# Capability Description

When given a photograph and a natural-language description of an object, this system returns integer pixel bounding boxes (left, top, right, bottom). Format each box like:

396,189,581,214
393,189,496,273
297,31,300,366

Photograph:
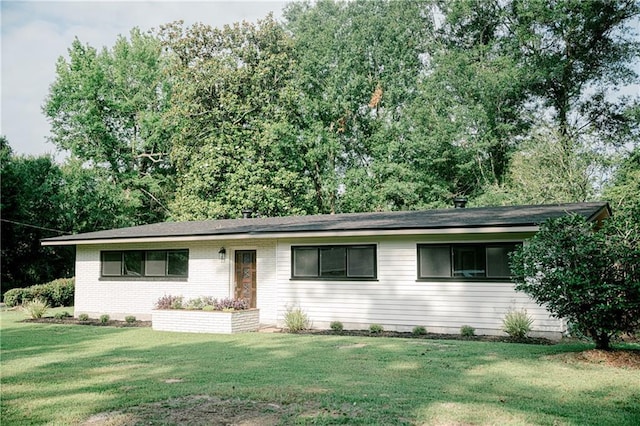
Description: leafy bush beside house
3,278,74,308
510,207,640,350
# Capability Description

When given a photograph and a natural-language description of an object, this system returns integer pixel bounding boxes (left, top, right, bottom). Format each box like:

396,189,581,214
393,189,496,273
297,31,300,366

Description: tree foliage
426,0,640,205
158,17,313,220
510,209,640,350
43,28,174,225
285,0,434,213
0,137,73,292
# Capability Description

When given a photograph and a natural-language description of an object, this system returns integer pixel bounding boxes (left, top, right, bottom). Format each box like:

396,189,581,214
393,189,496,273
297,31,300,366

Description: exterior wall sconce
218,247,226,261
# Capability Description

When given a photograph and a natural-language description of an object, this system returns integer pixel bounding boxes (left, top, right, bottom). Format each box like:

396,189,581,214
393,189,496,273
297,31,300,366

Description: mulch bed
295,328,555,345
25,316,551,344
24,317,151,327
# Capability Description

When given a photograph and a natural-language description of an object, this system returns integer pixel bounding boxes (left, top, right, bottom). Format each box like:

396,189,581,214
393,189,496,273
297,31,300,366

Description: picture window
292,245,377,280
100,249,189,278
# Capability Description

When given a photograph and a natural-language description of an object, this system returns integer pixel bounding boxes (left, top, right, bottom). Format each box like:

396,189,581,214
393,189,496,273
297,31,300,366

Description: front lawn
1,308,638,425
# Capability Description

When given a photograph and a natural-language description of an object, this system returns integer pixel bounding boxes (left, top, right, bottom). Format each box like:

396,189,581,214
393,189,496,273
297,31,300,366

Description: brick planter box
152,309,259,334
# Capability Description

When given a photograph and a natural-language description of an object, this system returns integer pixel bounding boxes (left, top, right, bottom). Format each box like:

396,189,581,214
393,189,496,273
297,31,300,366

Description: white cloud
1,0,289,157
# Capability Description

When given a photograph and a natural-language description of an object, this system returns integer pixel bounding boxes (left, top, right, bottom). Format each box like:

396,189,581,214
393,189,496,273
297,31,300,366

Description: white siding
276,235,564,338
74,232,563,338
74,240,277,322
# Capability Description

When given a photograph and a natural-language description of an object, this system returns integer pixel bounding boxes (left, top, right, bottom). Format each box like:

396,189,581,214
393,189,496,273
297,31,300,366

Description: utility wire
0,218,72,235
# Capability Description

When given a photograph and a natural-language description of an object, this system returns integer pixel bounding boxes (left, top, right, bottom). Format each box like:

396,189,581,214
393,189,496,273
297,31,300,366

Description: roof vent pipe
242,208,253,219
453,197,468,208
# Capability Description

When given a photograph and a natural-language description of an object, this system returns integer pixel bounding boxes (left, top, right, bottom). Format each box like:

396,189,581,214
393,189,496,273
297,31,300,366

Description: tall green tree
159,17,312,220
285,0,433,213
421,0,639,205
406,0,531,206
43,28,174,225
0,137,73,292
508,0,639,202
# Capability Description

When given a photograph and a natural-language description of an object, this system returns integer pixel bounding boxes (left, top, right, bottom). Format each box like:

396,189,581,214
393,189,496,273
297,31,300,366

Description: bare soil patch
82,395,320,426
548,348,640,369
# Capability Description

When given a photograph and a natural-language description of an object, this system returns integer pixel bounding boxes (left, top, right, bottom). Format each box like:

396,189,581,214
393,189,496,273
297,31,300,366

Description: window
101,250,189,278
418,243,520,280
292,245,377,279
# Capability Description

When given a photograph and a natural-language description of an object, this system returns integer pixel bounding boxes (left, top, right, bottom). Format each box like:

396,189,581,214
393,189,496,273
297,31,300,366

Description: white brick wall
74,240,277,322
151,309,259,333
73,232,564,339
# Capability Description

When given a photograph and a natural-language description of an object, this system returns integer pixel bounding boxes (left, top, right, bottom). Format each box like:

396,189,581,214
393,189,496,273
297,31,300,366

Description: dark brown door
234,250,257,308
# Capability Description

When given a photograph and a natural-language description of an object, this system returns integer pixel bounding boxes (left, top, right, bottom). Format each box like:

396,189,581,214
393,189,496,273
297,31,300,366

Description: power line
0,218,72,235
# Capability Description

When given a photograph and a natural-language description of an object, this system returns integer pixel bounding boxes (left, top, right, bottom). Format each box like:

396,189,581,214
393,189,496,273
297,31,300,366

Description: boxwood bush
3,278,74,307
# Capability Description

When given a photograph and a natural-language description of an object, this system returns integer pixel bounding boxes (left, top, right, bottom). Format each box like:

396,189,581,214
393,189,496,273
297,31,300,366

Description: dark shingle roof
42,202,610,244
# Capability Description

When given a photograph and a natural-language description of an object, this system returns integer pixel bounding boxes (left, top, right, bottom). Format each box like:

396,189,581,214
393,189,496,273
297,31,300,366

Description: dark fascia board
41,202,610,245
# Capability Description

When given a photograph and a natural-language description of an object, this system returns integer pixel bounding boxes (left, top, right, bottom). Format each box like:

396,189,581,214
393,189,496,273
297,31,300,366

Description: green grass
1,308,639,425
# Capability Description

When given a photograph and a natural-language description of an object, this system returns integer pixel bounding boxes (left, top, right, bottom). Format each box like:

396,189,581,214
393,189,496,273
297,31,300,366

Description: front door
234,250,257,308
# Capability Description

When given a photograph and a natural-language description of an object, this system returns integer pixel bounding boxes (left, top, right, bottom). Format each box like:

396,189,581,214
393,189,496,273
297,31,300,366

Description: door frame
234,249,257,308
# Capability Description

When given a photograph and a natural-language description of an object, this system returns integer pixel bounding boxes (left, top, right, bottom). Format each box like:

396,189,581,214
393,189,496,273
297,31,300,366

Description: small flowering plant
155,295,249,311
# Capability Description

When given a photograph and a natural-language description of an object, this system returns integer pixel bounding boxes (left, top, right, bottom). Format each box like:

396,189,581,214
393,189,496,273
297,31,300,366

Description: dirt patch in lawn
81,395,331,426
548,349,640,369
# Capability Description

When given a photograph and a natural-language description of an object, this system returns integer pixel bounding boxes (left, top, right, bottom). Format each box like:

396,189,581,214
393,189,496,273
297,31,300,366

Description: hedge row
3,278,74,308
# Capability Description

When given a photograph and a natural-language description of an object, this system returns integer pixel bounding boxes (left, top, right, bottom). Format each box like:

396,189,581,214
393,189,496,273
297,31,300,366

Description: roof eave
41,225,541,246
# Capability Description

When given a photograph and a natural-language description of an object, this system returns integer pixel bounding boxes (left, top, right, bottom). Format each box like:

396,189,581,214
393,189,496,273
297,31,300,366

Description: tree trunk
592,331,611,351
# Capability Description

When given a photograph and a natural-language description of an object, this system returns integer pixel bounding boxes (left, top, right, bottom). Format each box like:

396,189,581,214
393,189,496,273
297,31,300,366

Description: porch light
218,247,226,261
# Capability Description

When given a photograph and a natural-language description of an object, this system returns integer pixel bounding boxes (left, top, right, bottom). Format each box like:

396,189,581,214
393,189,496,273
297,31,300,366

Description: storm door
234,250,257,308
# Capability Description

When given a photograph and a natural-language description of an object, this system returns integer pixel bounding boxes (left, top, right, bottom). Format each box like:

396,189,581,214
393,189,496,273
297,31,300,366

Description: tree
408,0,532,205
43,28,174,226
285,0,433,213
423,0,639,206
0,137,74,292
602,146,640,212
510,210,640,350
159,17,313,220
505,0,640,202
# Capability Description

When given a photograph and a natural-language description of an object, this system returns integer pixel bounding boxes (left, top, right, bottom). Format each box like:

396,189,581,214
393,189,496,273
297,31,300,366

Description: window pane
487,244,518,278
123,251,144,276
293,248,318,277
320,247,346,277
419,246,451,278
348,246,375,277
146,251,167,276
453,245,485,277
102,252,122,276
167,250,189,276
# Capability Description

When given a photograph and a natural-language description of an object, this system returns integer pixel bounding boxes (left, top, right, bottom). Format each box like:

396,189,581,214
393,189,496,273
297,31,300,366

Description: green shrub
502,309,533,338
2,278,74,308
330,321,344,332
100,314,110,324
369,324,384,334
460,325,476,337
412,326,427,336
125,315,136,324
185,297,205,310
45,278,75,306
202,305,215,311
23,298,49,319
54,311,71,319
3,288,29,307
284,307,311,332
78,313,90,321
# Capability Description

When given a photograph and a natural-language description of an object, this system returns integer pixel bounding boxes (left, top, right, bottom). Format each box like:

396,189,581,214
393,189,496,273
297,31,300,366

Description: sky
1,0,289,158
